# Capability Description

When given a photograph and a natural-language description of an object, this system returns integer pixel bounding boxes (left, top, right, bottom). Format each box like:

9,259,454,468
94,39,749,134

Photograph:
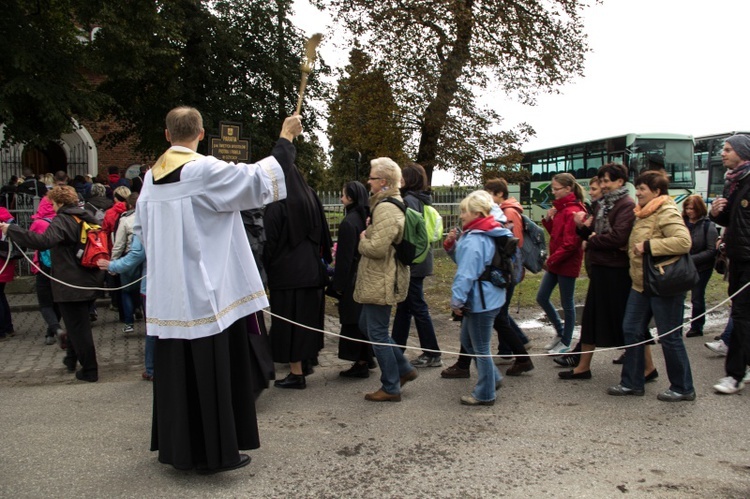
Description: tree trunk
416,1,474,185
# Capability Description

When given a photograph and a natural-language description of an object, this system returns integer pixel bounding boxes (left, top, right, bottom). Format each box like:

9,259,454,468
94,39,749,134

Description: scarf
634,194,669,219
725,160,750,201
594,186,629,235
462,215,501,234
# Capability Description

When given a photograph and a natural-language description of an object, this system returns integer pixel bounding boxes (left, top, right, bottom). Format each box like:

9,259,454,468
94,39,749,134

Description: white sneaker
743,368,750,384
544,337,562,351
713,376,744,394
548,342,571,355
705,340,728,356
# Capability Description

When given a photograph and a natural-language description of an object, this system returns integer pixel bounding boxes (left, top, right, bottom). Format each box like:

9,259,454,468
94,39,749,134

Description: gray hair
90,183,106,197
369,157,402,191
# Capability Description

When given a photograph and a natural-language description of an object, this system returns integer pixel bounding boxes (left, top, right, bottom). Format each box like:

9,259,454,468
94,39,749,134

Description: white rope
263,280,750,360
8,235,747,360
10,239,145,292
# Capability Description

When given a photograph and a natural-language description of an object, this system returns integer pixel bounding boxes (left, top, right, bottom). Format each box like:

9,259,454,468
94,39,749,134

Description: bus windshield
628,138,694,187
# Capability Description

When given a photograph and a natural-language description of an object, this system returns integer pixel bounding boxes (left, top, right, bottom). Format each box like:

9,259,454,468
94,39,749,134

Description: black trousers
58,300,98,378
726,263,750,381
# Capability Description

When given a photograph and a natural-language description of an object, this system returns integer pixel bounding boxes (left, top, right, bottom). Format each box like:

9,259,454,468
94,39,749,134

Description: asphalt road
0,299,748,498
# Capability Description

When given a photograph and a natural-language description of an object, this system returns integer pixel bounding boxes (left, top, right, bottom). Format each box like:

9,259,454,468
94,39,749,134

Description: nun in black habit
264,161,332,389
327,181,375,378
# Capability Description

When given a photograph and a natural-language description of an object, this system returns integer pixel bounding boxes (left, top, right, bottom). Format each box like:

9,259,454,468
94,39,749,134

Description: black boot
339,362,370,379
274,373,306,389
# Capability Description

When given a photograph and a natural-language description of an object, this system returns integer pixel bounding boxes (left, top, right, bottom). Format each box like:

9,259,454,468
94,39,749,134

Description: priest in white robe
134,106,302,474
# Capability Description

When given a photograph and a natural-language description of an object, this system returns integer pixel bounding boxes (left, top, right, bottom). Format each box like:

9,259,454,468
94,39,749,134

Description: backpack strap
380,196,406,212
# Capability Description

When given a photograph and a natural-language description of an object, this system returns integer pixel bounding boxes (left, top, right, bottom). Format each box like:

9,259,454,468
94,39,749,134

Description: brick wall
79,117,153,175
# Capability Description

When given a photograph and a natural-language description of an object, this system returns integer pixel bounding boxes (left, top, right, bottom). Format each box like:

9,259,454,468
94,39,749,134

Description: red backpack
72,216,110,268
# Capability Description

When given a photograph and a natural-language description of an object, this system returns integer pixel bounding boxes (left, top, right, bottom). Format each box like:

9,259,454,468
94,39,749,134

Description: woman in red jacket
537,173,586,354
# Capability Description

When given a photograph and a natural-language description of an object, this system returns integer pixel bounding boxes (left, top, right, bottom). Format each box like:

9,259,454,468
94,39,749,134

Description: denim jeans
121,290,135,325
721,317,733,345
536,271,577,346
688,268,713,332
392,276,441,356
360,304,414,395
620,289,694,394
461,307,502,402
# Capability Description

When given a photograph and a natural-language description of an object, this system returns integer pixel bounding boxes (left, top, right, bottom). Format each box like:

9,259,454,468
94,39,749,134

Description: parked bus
513,133,695,220
694,132,750,201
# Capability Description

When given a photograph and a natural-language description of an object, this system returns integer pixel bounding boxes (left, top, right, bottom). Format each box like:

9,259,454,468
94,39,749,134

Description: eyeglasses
368,177,382,180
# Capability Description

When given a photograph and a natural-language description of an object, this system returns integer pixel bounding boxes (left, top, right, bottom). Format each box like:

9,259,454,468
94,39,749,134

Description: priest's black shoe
196,454,251,475
558,369,592,380
75,370,98,382
274,373,306,389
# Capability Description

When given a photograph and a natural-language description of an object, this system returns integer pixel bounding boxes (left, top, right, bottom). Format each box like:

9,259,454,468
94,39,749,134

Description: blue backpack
38,218,53,268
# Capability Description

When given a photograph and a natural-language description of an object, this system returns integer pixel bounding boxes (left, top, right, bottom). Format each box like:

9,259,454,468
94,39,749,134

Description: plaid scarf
594,186,629,234
725,161,750,202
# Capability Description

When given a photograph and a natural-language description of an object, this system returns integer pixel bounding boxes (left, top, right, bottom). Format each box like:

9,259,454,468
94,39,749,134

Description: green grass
422,252,731,316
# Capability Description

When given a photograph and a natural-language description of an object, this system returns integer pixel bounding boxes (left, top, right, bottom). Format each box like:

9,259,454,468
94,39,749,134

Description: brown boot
506,359,534,376
364,389,401,402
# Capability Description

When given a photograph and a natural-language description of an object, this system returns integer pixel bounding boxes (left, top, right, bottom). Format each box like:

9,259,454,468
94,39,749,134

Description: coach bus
694,132,750,201
512,133,695,220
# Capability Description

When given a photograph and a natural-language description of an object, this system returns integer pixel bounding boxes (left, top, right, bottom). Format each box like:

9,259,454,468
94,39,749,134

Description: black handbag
643,252,699,297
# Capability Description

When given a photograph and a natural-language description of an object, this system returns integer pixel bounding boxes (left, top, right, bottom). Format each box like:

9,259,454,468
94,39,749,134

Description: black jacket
686,217,718,272
16,178,47,198
7,205,104,302
402,190,434,278
711,172,750,265
330,208,366,325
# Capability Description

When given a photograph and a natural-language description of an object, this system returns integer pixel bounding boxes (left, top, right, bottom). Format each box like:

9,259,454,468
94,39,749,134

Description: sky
292,0,750,185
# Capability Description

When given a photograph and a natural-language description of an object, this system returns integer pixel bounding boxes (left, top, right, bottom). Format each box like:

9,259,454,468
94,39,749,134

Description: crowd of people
0,109,748,474
0,163,149,347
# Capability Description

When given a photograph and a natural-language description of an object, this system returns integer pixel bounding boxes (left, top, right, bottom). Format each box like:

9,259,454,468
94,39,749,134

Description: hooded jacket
28,197,57,274
448,216,512,313
102,201,127,237
7,205,104,302
500,197,525,246
542,192,586,277
402,190,434,278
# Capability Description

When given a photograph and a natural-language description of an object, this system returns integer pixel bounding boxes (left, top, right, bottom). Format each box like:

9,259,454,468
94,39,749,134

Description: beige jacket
353,193,409,305
628,198,692,293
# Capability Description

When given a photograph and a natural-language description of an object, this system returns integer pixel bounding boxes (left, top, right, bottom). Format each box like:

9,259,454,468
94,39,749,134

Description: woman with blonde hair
443,190,512,405
354,157,416,402
537,173,586,355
